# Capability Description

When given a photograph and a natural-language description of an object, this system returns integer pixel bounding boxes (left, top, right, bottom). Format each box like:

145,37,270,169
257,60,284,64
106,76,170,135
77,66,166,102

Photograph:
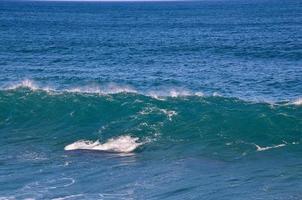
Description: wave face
1,88,301,158
1,87,302,200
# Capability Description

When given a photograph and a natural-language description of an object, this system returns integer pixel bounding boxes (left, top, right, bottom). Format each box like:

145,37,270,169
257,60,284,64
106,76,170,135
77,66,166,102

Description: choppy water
0,0,302,199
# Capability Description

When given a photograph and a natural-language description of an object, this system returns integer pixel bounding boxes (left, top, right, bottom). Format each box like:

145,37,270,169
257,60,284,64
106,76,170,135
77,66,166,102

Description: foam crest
64,135,142,153
6,79,53,92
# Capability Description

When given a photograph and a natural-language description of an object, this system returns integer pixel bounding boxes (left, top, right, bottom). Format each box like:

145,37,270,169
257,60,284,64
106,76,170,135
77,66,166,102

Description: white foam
254,144,286,152
138,107,177,121
159,109,178,121
292,98,302,106
64,135,142,153
147,88,203,99
6,79,53,92
66,83,137,95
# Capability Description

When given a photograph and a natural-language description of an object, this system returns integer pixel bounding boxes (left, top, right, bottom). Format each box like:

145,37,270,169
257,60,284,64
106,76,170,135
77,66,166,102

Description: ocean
0,0,302,199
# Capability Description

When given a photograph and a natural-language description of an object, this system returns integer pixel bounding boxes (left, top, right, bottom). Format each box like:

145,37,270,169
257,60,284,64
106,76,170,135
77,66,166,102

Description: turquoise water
0,0,302,199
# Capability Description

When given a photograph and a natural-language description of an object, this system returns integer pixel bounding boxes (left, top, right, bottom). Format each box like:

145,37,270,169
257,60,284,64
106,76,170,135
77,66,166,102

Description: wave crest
2,80,301,105
6,79,54,93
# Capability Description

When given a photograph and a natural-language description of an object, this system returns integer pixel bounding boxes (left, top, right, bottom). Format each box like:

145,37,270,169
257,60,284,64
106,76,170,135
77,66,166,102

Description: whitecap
64,135,142,153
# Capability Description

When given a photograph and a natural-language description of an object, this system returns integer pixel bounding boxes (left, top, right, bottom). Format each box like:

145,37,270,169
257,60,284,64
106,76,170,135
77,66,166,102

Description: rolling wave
3,79,203,99
2,79,301,105
0,81,301,159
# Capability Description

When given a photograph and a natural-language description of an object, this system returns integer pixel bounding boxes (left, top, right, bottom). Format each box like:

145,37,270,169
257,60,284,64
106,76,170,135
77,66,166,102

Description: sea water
0,0,302,199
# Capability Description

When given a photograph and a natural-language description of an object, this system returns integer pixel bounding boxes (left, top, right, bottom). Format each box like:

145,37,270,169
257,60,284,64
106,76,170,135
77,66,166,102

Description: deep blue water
0,0,302,199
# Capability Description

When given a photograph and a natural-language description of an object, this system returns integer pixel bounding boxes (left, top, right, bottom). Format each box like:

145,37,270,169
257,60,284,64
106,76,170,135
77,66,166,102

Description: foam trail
64,135,142,153
254,144,286,152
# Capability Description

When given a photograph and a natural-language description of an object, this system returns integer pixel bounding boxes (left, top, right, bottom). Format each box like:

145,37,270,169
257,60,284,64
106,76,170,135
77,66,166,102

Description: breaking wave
1,79,219,100
0,80,301,159
2,79,301,105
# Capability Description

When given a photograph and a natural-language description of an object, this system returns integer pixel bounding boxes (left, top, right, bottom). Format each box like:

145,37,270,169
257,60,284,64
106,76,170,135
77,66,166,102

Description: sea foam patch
64,135,142,153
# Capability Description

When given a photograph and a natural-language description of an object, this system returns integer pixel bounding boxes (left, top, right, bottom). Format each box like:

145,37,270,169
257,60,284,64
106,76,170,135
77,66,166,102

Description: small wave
64,135,142,153
254,144,286,152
